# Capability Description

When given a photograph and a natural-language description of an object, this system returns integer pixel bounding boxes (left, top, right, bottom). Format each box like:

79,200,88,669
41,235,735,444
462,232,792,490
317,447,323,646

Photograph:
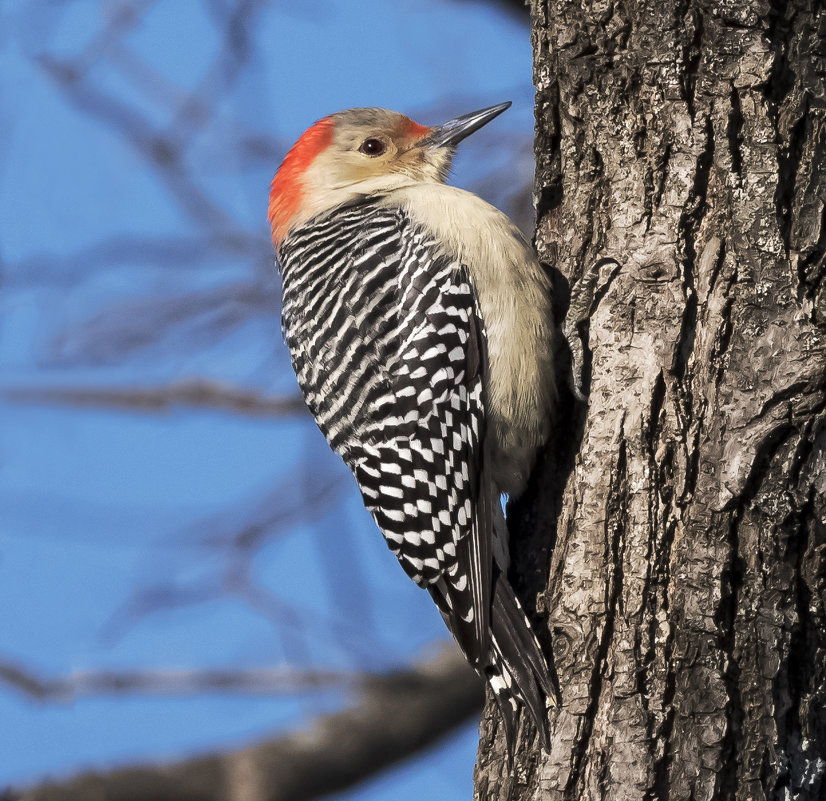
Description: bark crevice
477,2,826,797
564,438,628,800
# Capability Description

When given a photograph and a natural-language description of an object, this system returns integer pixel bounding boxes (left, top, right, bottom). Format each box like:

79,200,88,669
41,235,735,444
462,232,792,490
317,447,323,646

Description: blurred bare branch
8,234,269,288
5,380,307,417
169,0,265,142
38,53,240,234
99,470,368,665
0,659,352,702
65,0,156,77
7,649,482,801
196,475,344,552
2,1,532,795
47,281,280,365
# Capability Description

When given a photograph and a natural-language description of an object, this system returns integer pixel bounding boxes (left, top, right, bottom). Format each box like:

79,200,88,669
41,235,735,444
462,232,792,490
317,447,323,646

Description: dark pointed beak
420,101,511,148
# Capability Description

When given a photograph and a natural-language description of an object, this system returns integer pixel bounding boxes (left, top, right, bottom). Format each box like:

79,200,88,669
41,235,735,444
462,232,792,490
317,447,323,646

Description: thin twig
4,380,307,417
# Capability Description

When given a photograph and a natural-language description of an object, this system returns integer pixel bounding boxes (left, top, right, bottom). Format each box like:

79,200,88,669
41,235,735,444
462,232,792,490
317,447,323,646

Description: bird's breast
381,184,555,496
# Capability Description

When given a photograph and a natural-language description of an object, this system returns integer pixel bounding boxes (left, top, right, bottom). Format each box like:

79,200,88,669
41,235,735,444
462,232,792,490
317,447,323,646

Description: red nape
268,116,335,248
400,116,431,139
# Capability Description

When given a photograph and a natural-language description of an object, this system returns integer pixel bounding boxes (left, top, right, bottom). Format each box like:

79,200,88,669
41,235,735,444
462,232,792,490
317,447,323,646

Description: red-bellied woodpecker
268,103,557,749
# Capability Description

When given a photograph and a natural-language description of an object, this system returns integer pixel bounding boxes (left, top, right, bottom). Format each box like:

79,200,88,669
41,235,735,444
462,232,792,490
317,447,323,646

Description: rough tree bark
475,1,826,799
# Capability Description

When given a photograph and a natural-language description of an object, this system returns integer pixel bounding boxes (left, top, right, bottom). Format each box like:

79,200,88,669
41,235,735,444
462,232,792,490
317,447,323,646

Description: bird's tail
485,576,556,752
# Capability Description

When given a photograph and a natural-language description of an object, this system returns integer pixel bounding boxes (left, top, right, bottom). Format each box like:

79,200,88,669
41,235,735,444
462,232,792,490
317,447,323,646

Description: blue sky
0,1,533,796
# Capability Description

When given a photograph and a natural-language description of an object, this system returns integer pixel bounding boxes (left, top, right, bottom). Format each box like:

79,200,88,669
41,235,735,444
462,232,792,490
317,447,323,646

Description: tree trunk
475,2,826,799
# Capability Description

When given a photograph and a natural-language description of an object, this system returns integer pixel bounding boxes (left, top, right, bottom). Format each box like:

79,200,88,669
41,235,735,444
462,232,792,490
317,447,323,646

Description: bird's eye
359,138,386,157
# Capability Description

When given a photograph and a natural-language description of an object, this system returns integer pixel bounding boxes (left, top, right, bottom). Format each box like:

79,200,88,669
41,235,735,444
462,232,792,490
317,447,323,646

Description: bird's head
268,102,511,250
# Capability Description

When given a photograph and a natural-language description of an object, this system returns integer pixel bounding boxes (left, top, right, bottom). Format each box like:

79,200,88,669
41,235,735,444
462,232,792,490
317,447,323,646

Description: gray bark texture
475,1,826,799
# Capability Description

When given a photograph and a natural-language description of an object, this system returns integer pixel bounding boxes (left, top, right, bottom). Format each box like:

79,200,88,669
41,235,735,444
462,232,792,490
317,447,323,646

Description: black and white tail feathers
488,575,555,751
430,569,555,753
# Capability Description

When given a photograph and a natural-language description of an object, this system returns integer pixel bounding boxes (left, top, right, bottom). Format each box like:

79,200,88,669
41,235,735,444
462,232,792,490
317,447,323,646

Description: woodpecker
268,103,556,749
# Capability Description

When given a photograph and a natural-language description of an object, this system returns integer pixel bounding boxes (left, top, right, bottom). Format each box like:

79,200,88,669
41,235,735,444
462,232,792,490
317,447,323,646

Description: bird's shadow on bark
506,263,588,673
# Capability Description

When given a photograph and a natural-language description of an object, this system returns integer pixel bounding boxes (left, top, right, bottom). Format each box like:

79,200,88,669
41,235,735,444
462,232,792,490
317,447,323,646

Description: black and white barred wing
279,205,494,670
279,206,554,747
353,240,494,670
279,205,406,454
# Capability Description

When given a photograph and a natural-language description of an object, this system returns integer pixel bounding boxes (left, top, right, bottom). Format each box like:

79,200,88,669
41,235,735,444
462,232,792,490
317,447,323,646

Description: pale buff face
269,108,457,247
309,108,453,191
